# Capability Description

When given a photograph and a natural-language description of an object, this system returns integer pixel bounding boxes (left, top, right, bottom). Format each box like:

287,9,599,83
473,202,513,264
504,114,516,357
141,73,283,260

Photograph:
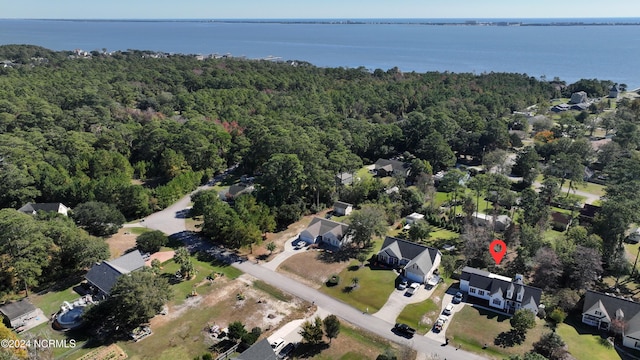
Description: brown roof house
299,217,351,248
582,290,640,350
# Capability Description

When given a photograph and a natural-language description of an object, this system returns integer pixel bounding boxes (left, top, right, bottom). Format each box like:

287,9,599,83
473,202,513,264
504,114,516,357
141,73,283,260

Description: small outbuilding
333,201,353,216
405,212,425,225
0,299,38,328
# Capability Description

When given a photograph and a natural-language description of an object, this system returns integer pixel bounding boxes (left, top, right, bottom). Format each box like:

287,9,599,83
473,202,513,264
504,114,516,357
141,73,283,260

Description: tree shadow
342,286,355,293
294,342,329,358
494,329,526,348
347,265,360,271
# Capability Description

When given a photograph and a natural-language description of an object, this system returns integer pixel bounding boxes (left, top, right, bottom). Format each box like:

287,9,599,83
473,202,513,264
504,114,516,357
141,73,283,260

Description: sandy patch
277,250,351,289
105,228,138,259
145,251,175,266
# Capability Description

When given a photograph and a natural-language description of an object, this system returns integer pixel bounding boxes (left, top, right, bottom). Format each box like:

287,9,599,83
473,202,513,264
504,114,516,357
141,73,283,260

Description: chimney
514,274,524,284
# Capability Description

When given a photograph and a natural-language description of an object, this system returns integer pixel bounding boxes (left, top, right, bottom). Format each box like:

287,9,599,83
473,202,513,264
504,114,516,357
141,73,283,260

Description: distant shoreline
6,18,640,27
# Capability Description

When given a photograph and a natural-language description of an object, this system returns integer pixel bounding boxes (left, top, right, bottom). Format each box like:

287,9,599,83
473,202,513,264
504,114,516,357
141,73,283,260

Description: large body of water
2,18,640,88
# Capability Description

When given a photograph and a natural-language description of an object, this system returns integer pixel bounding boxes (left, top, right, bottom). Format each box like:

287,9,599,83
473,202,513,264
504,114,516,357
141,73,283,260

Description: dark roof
234,338,277,360
85,250,145,295
0,299,36,321
551,211,572,225
334,201,352,210
18,202,66,213
461,267,542,308
374,159,408,173
580,204,601,219
583,290,640,339
378,236,440,276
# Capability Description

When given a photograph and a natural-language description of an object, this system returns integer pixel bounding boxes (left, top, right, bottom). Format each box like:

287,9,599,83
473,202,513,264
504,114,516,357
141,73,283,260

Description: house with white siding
460,267,542,315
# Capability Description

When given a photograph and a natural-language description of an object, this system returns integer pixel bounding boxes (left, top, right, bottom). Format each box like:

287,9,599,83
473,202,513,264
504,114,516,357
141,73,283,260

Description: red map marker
489,239,507,265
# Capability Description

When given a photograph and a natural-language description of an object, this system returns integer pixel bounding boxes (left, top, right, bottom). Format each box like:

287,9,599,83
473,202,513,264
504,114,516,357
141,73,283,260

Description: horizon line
3,16,640,20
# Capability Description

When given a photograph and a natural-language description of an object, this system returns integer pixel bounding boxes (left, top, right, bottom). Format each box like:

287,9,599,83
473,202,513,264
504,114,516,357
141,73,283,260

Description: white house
0,299,38,329
333,201,353,216
299,217,351,248
405,212,425,225
460,267,542,315
472,212,511,232
582,290,640,350
18,202,69,216
377,236,441,285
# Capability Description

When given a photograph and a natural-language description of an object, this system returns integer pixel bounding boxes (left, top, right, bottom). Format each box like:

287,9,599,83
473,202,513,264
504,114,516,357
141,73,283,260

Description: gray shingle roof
234,339,277,360
334,201,352,210
461,267,542,308
374,159,408,173
0,299,36,321
378,236,440,276
583,290,640,338
85,250,145,295
18,202,66,214
304,217,349,239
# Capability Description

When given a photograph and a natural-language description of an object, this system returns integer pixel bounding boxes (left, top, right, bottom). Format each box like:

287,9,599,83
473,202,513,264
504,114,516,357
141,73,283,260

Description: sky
1,0,640,19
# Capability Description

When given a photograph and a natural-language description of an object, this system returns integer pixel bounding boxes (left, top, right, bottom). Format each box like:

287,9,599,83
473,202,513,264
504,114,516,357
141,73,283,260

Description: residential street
233,260,487,360
141,177,488,360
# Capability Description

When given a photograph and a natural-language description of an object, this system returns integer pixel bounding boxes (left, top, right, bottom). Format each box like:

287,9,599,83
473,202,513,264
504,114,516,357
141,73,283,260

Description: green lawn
31,285,84,316
161,256,242,305
320,260,398,313
396,298,439,334
129,226,151,235
355,166,374,182
574,182,606,197
543,229,565,247
304,323,402,360
447,306,548,358
556,318,620,360
22,321,90,359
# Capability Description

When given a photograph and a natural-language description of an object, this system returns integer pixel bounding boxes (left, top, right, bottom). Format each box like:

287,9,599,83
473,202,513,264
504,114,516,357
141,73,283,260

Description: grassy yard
22,321,91,359
396,299,439,334
160,256,242,305
556,317,620,360
446,306,548,359
320,260,398,313
129,227,150,235
355,166,374,182
543,229,565,248
31,284,84,317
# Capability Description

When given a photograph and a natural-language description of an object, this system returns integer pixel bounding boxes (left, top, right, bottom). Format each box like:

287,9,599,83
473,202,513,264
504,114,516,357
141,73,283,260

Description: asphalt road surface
232,260,487,360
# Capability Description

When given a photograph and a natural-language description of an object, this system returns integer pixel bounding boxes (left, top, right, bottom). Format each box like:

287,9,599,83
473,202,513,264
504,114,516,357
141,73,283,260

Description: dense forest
0,44,629,298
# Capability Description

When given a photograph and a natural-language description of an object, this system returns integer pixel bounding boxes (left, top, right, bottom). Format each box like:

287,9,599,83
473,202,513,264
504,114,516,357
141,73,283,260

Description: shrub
548,308,566,325
326,274,340,287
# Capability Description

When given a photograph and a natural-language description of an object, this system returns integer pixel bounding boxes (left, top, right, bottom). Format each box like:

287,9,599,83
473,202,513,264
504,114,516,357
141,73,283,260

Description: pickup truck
393,323,416,338
406,282,420,296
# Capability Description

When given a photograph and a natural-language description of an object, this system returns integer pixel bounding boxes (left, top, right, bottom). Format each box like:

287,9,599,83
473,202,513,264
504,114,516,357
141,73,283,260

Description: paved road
232,260,486,360
141,168,488,359
532,181,600,205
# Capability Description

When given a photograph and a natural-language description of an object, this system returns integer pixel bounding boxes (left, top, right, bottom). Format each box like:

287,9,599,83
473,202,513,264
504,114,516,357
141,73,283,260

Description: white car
271,338,285,352
443,303,454,315
406,282,420,296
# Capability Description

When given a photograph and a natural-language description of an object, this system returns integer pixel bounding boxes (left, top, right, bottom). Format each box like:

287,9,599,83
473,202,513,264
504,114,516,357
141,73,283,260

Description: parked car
278,342,297,359
392,323,416,338
433,315,448,332
397,279,408,290
453,291,463,303
271,338,285,352
443,303,454,315
406,282,420,296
